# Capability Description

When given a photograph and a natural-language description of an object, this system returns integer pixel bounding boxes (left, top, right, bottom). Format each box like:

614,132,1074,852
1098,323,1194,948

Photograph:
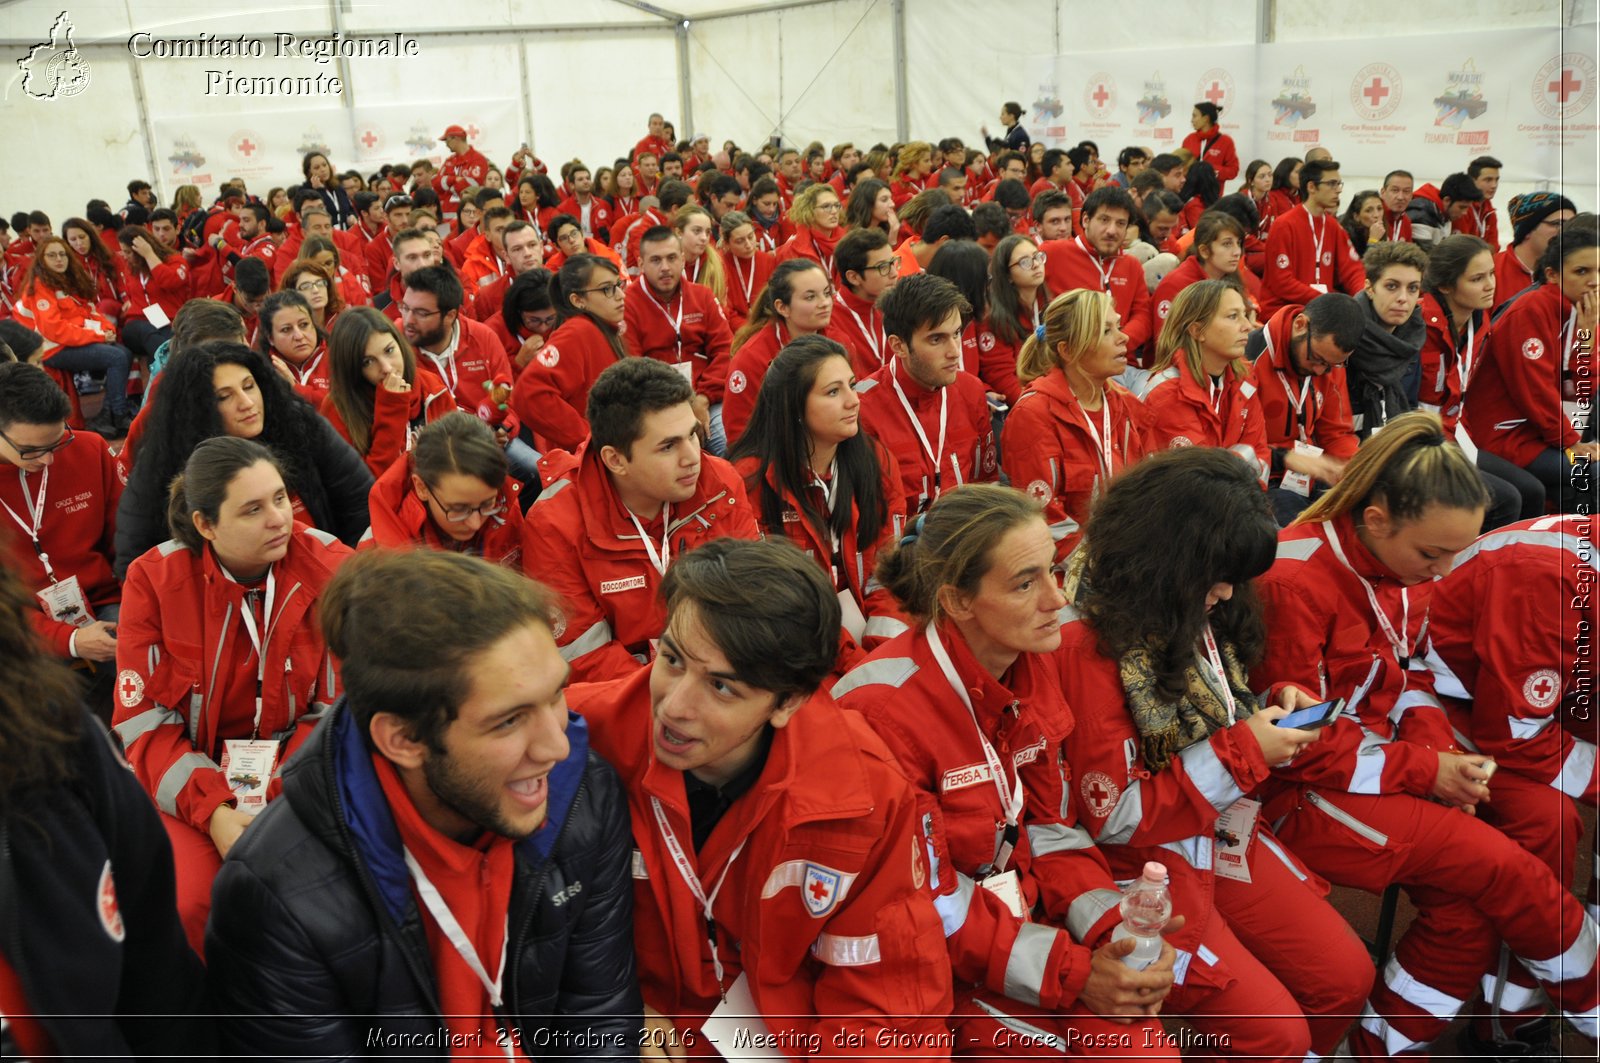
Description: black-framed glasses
423,482,506,523
521,311,560,333
866,259,899,278
577,281,626,299
398,303,441,319
1010,251,1047,269
0,424,73,461
1298,332,1350,372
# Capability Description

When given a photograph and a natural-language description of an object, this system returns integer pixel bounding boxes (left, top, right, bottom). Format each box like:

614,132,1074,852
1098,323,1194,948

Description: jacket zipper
1303,790,1389,847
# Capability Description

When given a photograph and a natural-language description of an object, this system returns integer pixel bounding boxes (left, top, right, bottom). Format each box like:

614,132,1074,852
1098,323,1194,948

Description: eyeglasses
1299,334,1351,371
577,281,626,299
1314,179,1345,190
398,303,441,319
294,280,327,293
0,424,73,461
866,259,899,278
815,201,842,212
1010,251,1047,269
423,483,506,523
522,311,560,332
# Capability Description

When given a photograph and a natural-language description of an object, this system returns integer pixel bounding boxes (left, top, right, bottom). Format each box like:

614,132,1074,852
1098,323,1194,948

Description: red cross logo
1204,80,1226,105
808,879,829,901
237,138,256,157
1524,668,1561,709
120,674,139,701
1092,84,1109,107
117,669,145,708
1532,676,1555,701
466,124,481,139
1087,779,1111,805
1363,77,1390,108
1550,68,1582,103
361,130,378,148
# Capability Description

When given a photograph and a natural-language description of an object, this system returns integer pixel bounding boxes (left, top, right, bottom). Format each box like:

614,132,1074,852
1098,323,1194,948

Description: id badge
36,574,91,627
1281,471,1312,497
143,302,172,328
980,869,1027,920
671,360,695,386
703,973,782,1058
1214,798,1260,883
220,739,278,816
837,588,867,642
1308,283,1329,295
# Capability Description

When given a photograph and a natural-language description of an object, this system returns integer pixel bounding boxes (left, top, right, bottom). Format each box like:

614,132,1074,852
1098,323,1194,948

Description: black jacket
0,711,210,1061
206,700,642,1061
114,413,373,578
1348,292,1424,438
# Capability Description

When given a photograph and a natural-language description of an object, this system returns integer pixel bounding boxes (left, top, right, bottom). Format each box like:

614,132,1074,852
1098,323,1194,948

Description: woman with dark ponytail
508,253,628,452
1256,411,1600,1059
114,436,352,953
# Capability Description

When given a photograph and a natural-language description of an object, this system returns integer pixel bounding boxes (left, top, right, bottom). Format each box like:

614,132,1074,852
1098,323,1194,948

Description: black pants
1525,448,1598,515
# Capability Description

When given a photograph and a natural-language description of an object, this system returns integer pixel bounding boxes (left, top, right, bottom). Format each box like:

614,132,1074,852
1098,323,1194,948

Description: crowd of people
0,102,1595,1061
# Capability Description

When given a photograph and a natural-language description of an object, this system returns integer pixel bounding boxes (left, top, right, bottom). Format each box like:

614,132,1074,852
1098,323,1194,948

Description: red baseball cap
439,124,468,141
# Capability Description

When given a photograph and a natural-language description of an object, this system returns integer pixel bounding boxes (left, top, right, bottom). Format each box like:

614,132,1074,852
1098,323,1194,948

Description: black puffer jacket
206,700,642,1061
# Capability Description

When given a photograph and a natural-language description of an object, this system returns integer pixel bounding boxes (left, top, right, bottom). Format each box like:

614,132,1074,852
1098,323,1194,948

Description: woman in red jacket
1058,446,1372,1060
672,204,726,305
1002,289,1148,562
978,233,1049,405
843,178,901,245
363,411,525,566
254,290,330,404
728,336,906,673
1150,213,1253,338
723,259,836,444
322,307,453,476
1173,162,1223,242
833,484,1184,1057
295,235,369,314
1141,279,1269,484
1180,103,1239,183
1253,412,1600,1058
113,435,351,951
61,215,124,325
717,211,776,333
543,214,623,273
117,224,189,361
1262,158,1301,234
1464,223,1600,513
509,253,627,452
775,184,846,277
888,142,936,206
280,257,344,334
16,237,134,434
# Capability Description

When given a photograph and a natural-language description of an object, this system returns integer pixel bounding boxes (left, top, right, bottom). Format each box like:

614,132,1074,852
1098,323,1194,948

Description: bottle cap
1142,861,1167,881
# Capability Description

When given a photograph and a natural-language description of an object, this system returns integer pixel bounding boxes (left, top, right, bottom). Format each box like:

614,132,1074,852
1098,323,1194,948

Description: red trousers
1274,787,1600,1060
162,813,223,958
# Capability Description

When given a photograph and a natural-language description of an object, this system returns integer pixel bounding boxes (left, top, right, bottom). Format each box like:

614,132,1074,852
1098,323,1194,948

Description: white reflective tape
811,931,882,967
1304,790,1390,847
1359,1007,1426,1056
934,873,975,937
558,620,614,663
1159,833,1213,871
1065,887,1122,942
1519,914,1598,985
154,751,219,815
1383,955,1470,1018
1095,780,1144,845
1422,645,1471,701
1348,731,1389,795
968,1000,1066,1052
1256,832,1307,882
1025,822,1096,856
1177,739,1244,812
1002,923,1059,1007
1507,714,1556,741
860,615,910,641
759,859,858,904
1554,739,1597,799
113,705,185,747
1480,971,1546,1014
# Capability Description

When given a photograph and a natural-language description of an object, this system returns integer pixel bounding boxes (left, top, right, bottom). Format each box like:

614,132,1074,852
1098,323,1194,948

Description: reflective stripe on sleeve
811,931,882,967
933,873,975,937
113,705,186,747
1065,887,1122,942
558,620,614,663
1001,923,1059,1007
1025,822,1096,856
154,751,221,815
1177,739,1244,812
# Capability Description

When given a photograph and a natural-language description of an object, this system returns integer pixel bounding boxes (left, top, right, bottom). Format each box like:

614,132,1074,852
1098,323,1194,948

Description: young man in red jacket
376,227,443,322
1260,158,1366,318
832,227,899,379
523,358,760,682
624,226,733,454
0,364,121,685
1457,155,1501,247
1495,191,1575,311
569,536,953,1053
1039,187,1154,361
856,273,997,515
1245,294,1363,524
432,124,491,224
364,194,413,290
556,164,613,242
632,113,672,168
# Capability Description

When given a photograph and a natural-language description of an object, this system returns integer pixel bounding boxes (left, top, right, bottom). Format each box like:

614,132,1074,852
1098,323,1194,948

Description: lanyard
1199,624,1238,725
1321,522,1419,665
1458,318,1478,390
1076,236,1115,290
926,623,1024,871
651,797,747,999
1207,373,1227,416
627,503,672,575
837,295,883,367
645,284,684,361
808,459,844,576
1389,215,1406,241
1563,308,1579,373
686,256,701,284
289,349,324,388
1079,392,1115,485
1275,370,1313,441
1308,214,1327,286
425,350,459,394
401,848,513,1056
733,254,755,305
890,360,950,498
1,466,53,580
227,565,277,738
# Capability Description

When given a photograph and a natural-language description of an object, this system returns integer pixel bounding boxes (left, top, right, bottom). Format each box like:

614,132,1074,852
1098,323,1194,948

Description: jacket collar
570,444,731,555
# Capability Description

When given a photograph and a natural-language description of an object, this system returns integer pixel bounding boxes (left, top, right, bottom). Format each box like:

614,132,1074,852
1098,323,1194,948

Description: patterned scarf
1119,637,1257,774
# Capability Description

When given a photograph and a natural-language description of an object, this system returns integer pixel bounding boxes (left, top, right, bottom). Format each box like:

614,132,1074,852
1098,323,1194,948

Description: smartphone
1273,698,1345,730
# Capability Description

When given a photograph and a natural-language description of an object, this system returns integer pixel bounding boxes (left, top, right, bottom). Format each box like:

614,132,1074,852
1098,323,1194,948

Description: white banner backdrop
1029,25,1598,193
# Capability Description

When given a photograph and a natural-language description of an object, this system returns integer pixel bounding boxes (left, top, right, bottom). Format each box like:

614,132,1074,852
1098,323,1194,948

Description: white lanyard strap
426,350,459,394
1321,523,1416,663
290,349,324,387
925,623,1025,846
227,565,277,738
1309,214,1327,286
1199,624,1238,725
627,503,672,576
402,847,513,1042
838,295,883,366
646,285,685,361
809,459,842,555
890,361,949,496
734,254,755,304
1274,370,1314,441
1390,216,1405,241
651,797,747,997
1563,308,1578,373
1,466,52,579
1076,237,1115,290
1079,393,1114,484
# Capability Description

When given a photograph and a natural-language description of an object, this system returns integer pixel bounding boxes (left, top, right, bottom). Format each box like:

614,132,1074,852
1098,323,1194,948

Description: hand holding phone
1272,698,1345,730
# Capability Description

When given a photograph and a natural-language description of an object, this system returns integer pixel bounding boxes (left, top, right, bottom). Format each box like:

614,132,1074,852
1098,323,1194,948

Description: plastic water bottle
1112,861,1172,970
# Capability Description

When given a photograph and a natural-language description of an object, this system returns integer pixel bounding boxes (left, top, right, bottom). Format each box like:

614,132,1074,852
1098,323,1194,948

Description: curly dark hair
1078,448,1277,702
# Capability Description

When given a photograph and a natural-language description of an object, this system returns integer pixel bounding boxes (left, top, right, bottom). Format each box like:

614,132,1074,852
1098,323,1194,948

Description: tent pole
677,20,695,140
891,0,908,142
1256,0,1274,43
127,54,163,202
519,39,537,153
329,0,359,149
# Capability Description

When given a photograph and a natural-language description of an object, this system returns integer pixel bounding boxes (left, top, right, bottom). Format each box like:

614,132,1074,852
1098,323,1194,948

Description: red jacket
973,303,1041,405
1260,205,1365,318
1493,247,1536,313
522,447,760,682
855,359,997,514
888,175,933,207
733,445,909,670
1140,355,1270,485
112,524,350,832
1464,281,1586,466
1428,516,1598,802
0,430,121,656
721,249,775,333
1149,256,1210,341
630,135,671,164
123,258,190,322
557,195,613,240
776,226,844,277
835,621,1122,1012
433,147,492,218
1252,514,1457,808
15,279,114,356
620,208,669,274
281,345,332,407
416,316,522,438
622,280,733,403
1251,304,1359,466
319,365,454,476
1181,129,1240,183
363,227,394,291
461,233,507,292
724,322,851,445
1039,238,1153,359
362,452,524,568
510,314,623,452
1001,370,1148,561
831,287,892,381
1454,200,1499,249
571,667,954,1046
1415,292,1489,434
1381,209,1414,244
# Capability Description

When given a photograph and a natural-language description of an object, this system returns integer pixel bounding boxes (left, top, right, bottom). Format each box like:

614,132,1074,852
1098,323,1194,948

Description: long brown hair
23,236,98,303
731,259,827,354
0,547,85,806
1152,279,1251,381
327,308,417,455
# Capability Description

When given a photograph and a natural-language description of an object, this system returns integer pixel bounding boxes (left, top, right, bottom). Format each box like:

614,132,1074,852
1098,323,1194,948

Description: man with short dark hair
556,164,613,242
1247,293,1364,523
633,112,672,167
523,357,759,681
572,537,953,1050
971,202,1011,254
774,148,804,207
221,257,271,344
1040,187,1155,358
623,179,693,274
1032,188,1073,241
1031,148,1072,199
992,179,1033,237
1261,158,1366,316
147,208,180,250
695,172,741,223
1148,153,1186,193
124,179,155,216
832,227,898,377
982,151,1028,201
1407,172,1484,251
376,226,443,321
364,193,413,289
462,205,516,290
659,152,685,182
1458,155,1502,245
936,165,967,206
856,273,997,513
1111,146,1150,189
466,220,545,331
893,202,976,278
207,549,641,1057
1379,170,1415,243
